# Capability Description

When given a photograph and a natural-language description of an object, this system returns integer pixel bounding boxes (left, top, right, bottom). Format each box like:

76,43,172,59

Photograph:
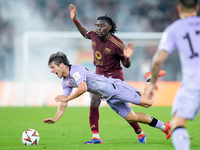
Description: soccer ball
21,129,40,145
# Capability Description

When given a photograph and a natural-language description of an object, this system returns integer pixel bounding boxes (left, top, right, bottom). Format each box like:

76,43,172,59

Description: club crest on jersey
104,48,111,54
73,72,81,81
95,51,102,60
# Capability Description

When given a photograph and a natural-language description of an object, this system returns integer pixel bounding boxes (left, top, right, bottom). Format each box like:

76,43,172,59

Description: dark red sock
89,106,99,133
129,122,142,134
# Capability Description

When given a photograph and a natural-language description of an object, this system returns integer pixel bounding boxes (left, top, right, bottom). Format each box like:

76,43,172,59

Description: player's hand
55,95,68,102
124,43,135,59
43,118,56,124
144,83,157,99
69,4,77,21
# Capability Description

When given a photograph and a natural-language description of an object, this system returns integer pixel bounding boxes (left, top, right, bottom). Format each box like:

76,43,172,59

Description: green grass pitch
0,106,200,150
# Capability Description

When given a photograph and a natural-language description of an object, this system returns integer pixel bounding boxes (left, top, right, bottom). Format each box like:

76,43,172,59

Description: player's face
95,20,111,40
49,62,64,79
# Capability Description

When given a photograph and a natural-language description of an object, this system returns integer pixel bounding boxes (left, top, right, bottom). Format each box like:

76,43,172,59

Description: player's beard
97,34,106,41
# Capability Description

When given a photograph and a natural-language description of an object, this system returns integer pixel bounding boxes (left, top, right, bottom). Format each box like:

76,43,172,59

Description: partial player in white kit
43,51,171,142
144,0,200,150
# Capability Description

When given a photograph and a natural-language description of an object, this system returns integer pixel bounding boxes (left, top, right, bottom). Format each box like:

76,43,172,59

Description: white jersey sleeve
158,27,176,54
158,16,200,89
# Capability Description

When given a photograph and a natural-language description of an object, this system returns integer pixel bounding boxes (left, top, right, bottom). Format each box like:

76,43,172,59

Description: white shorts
107,101,132,118
172,86,200,120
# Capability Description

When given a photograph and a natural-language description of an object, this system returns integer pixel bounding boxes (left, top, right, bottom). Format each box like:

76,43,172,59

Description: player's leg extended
125,110,171,139
135,91,171,139
85,94,102,144
171,87,200,149
107,101,146,143
171,114,189,150
120,89,145,142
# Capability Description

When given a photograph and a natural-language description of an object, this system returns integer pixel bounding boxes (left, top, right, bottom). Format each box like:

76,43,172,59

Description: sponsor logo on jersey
73,72,81,81
95,51,102,59
94,58,103,66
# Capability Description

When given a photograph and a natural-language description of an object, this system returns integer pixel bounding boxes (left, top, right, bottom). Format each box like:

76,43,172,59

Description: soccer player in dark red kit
69,4,146,144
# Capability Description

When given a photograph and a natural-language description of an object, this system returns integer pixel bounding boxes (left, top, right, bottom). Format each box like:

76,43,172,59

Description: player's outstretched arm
69,4,88,38
69,4,77,21
43,101,68,124
144,50,169,99
55,82,87,102
122,43,135,68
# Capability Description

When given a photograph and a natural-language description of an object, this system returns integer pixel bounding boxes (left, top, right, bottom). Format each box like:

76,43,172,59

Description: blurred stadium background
0,0,199,107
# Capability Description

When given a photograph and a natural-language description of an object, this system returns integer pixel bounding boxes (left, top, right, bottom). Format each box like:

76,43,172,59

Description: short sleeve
70,66,86,85
158,26,176,54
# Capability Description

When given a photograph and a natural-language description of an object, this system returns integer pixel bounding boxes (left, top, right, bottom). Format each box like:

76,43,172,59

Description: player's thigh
172,88,200,120
90,93,101,107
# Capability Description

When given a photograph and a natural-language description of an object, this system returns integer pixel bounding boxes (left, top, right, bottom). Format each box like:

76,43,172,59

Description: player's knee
145,101,153,107
140,101,153,108
143,104,151,108
140,95,154,108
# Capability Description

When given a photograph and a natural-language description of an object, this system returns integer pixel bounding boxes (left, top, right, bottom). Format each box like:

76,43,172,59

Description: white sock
137,131,144,135
93,133,100,139
161,123,166,131
172,127,190,150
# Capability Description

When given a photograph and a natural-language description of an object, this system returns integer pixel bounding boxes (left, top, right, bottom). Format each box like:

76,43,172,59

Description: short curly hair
97,15,117,34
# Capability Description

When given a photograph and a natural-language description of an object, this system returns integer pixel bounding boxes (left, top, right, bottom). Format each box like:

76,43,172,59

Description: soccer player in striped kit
69,4,146,144
144,0,200,149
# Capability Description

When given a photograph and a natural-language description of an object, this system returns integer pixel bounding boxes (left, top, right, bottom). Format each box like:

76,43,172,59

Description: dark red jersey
86,30,125,81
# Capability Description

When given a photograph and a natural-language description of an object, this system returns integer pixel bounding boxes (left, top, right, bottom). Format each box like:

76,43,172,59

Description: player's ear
108,25,112,31
176,6,181,13
59,63,64,68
